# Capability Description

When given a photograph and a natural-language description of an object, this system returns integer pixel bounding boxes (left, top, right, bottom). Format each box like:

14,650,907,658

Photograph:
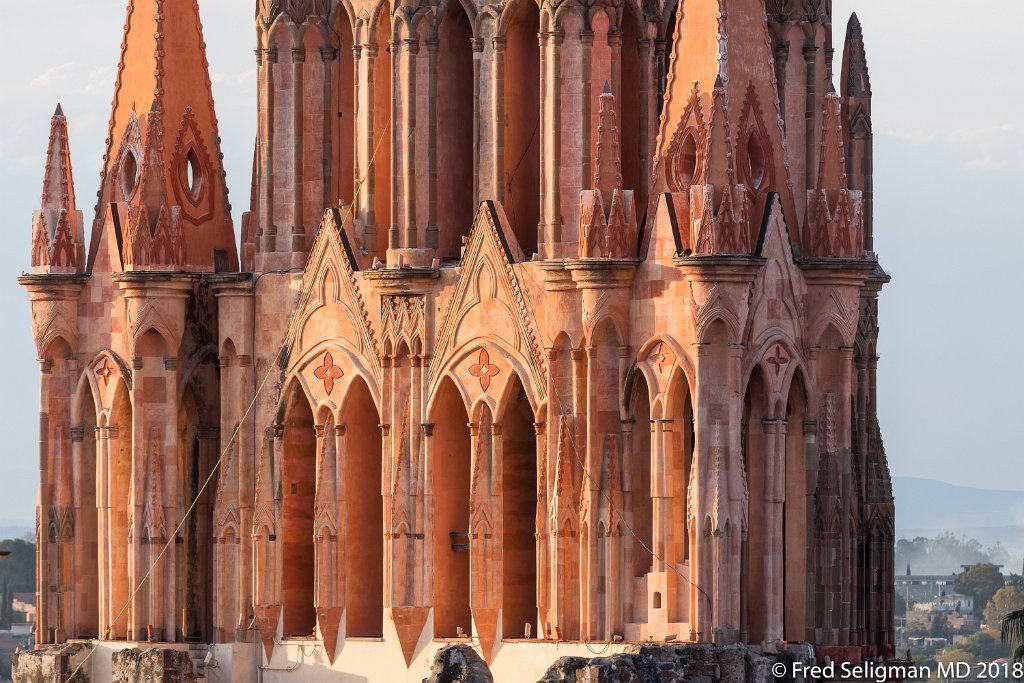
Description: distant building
918,594,974,614
897,575,958,604
11,594,35,623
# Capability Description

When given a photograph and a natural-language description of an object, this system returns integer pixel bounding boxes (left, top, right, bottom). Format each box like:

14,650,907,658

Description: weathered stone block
111,648,195,683
423,644,494,683
12,644,90,683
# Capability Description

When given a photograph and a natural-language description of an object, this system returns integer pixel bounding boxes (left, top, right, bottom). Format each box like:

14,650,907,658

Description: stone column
580,30,593,187
426,38,439,249
492,37,506,204
803,417,817,641
538,31,548,249
364,43,381,248
321,45,338,209
260,48,278,254
291,45,306,259
638,36,651,207
472,37,484,210
389,38,401,250
839,346,855,646
96,425,109,638
547,31,564,252
403,38,419,249
761,418,782,643
36,366,52,646
803,43,818,190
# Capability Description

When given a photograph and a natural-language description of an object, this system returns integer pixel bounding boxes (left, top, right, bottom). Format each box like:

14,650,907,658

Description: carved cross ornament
765,344,790,377
314,351,344,395
96,358,115,387
469,349,500,391
648,341,675,374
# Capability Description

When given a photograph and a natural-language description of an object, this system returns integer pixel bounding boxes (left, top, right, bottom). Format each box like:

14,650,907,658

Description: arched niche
436,0,476,258
498,373,538,639
502,0,541,255
340,376,384,637
431,377,472,637
281,383,317,637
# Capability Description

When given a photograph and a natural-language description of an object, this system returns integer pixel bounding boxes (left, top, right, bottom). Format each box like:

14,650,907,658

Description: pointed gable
292,208,380,383
430,201,546,386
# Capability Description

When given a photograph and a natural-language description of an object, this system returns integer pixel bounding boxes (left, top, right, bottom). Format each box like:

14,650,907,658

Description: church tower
22,0,237,649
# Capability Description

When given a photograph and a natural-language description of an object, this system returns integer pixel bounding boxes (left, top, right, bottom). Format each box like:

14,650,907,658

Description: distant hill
894,476,1024,556
0,522,31,543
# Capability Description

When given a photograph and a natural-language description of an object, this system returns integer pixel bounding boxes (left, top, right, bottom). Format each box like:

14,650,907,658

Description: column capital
291,47,307,63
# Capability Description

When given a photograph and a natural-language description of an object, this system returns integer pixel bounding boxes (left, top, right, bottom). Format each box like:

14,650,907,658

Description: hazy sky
0,1,1021,523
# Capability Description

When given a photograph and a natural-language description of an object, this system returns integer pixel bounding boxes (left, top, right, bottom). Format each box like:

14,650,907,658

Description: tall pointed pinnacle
91,0,238,273
841,12,874,251
594,83,623,208
579,84,638,258
652,0,798,254
842,14,871,101
31,104,84,274
804,83,864,258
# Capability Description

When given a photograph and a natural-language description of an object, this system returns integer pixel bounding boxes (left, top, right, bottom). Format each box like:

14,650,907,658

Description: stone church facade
20,0,894,679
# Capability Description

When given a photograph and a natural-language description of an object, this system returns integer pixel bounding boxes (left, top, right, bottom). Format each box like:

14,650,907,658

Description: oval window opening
185,150,202,202
674,132,698,190
123,151,139,197
745,135,765,191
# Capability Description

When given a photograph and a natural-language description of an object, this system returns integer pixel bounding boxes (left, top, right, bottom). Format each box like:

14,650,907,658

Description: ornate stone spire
842,12,874,251
805,87,864,258
652,0,796,254
31,105,84,274
92,0,237,273
579,85,638,259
